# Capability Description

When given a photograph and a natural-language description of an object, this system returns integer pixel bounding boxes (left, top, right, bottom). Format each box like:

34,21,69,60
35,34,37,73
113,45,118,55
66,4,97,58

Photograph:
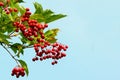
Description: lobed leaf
45,14,67,23
45,28,59,43
30,14,44,22
42,9,54,18
32,2,66,23
33,2,43,14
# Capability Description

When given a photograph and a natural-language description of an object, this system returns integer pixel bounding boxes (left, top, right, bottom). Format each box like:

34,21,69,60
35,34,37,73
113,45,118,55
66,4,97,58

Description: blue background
0,0,120,80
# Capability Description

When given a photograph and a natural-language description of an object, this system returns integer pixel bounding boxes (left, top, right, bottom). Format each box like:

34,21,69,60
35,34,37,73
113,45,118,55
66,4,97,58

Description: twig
8,31,15,37
1,43,19,65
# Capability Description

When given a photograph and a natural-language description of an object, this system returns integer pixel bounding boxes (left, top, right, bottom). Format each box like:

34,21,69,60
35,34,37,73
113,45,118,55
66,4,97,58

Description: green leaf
0,33,10,44
17,0,24,3
6,23,15,33
30,14,44,22
45,28,59,37
45,28,59,43
10,45,17,53
13,3,26,15
43,9,54,18
14,0,24,3
0,6,2,13
46,37,57,43
10,43,24,57
17,46,24,57
18,60,29,76
33,2,43,14
32,2,66,23
0,13,13,31
0,11,15,33
19,6,26,15
45,14,67,23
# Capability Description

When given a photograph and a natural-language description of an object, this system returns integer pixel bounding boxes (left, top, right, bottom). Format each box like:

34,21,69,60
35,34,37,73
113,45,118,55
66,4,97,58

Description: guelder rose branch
0,0,68,78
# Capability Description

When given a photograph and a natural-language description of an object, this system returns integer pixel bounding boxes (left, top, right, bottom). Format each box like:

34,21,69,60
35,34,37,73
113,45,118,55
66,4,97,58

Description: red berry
41,46,44,49
32,58,36,61
37,43,41,47
51,61,55,65
34,44,38,47
21,72,25,77
47,49,51,53
40,57,43,61
52,56,56,59
28,37,33,41
26,8,30,11
24,17,29,21
42,56,46,60
44,24,48,28
61,52,66,57
14,8,18,12
0,2,4,6
16,75,19,78
48,55,52,58
54,61,58,64
15,28,19,32
65,45,68,48
35,57,38,60
11,73,14,76
51,51,56,55
6,11,10,14
9,8,13,12
41,34,45,39
37,52,43,57
63,48,67,51
25,11,31,15
34,47,39,52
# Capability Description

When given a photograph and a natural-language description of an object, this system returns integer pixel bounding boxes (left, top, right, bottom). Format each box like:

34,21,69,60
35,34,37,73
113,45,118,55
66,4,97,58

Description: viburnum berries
13,8,46,40
3,7,18,14
12,8,68,65
11,67,25,78
32,42,68,65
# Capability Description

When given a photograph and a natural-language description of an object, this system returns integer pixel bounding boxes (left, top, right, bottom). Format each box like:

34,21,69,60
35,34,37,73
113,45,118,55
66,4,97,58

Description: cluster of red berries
13,8,47,41
11,67,25,78
32,42,68,65
4,7,18,14
0,0,17,14
13,8,68,65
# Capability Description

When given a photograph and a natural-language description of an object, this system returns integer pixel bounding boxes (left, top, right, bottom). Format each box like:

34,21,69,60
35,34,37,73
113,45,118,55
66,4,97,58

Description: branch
1,43,19,65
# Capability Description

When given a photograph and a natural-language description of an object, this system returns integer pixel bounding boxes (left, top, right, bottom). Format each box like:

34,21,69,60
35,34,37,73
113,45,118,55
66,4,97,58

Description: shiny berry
14,8,18,12
26,8,30,11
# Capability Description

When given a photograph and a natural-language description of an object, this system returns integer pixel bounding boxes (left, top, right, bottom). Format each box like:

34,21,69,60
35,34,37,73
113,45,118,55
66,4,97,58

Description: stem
8,31,15,37
10,33,19,37
1,43,19,65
